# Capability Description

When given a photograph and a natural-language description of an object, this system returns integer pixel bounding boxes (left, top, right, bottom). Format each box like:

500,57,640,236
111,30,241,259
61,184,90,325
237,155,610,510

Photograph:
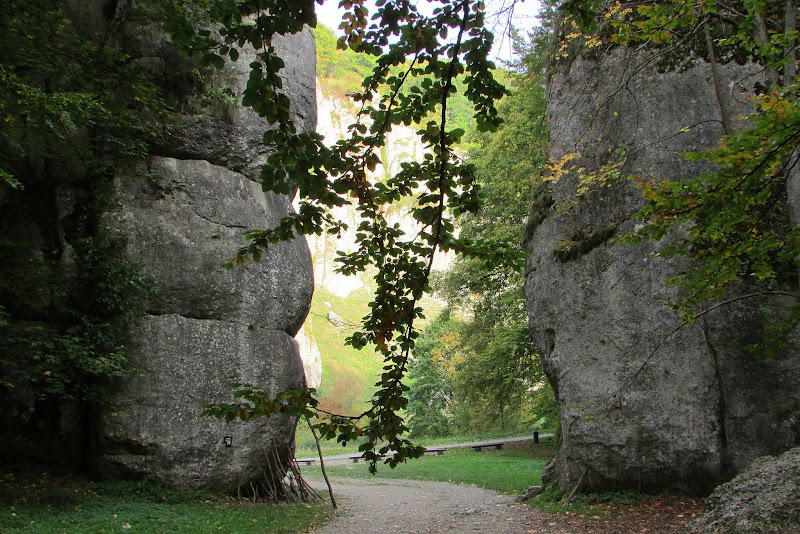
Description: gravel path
310,477,537,533
309,477,706,534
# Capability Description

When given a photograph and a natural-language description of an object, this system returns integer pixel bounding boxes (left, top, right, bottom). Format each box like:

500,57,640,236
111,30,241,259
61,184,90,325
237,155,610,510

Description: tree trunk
786,0,798,82
704,22,733,135
752,9,781,86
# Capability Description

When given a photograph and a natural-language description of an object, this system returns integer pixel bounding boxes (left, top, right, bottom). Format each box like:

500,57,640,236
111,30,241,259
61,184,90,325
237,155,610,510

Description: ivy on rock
0,0,165,411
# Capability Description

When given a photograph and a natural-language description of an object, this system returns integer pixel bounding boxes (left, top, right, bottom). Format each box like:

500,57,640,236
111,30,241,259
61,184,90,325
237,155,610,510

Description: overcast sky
315,0,543,63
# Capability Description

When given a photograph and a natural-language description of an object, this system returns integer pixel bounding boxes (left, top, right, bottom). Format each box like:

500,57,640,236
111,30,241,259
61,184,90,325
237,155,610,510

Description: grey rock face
527,48,800,494
102,316,305,491
114,157,312,335
150,33,317,180
96,16,316,489
695,447,800,533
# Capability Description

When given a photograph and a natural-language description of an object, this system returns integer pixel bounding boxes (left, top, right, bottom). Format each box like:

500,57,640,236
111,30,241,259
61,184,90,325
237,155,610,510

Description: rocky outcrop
91,5,315,490
296,324,322,389
526,46,800,495
102,156,313,490
695,447,800,533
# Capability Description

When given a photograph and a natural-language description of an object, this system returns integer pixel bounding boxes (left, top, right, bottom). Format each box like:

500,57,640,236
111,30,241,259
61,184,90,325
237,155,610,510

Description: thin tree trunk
307,417,337,508
786,0,798,81
753,9,781,86
704,22,733,135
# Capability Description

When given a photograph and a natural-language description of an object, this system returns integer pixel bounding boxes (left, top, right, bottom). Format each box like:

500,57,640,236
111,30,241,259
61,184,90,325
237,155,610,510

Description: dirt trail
309,477,705,534
310,477,537,533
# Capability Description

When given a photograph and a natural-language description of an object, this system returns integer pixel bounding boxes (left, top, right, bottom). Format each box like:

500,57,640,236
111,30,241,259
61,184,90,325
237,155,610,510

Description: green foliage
0,233,154,406
315,24,480,146
175,0,511,471
598,1,796,74
407,26,558,438
0,475,331,534
407,309,557,436
201,383,319,427
629,89,800,314
0,0,166,187
306,288,384,417
0,0,165,412
315,24,377,98
406,312,459,437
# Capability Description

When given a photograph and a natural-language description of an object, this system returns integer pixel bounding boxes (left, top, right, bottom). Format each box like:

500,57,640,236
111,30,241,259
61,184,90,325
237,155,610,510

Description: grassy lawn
303,438,555,495
1,475,331,534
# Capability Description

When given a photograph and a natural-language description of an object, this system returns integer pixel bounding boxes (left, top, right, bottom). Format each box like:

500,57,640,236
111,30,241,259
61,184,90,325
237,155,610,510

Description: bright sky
315,0,543,64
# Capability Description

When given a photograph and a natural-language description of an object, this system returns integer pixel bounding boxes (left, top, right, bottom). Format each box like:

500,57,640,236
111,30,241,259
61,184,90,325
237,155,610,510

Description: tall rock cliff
94,9,316,491
526,46,800,495
0,1,316,491
308,78,450,299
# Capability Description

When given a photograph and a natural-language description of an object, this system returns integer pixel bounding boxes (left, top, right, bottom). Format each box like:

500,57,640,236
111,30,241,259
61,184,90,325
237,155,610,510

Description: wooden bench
349,453,397,463
350,448,445,462
471,442,503,452
295,458,316,465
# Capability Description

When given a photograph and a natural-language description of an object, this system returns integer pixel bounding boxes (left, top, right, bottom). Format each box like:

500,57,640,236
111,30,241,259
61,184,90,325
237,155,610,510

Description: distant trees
407,27,559,437
406,311,457,437
315,23,376,96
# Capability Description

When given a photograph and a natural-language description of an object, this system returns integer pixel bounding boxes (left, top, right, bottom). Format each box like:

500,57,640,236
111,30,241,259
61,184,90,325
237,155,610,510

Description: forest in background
308,22,559,440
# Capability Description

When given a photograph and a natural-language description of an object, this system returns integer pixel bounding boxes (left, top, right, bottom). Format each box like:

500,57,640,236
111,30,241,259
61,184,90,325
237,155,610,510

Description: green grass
295,431,363,457
1,476,332,534
306,286,382,416
303,439,555,495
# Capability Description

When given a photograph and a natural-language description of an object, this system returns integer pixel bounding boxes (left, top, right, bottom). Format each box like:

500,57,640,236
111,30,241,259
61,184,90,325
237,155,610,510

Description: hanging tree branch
170,0,509,471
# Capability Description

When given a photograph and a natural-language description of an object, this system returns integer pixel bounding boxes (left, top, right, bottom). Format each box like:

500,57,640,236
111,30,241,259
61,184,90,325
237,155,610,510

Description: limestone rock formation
695,447,800,533
103,157,313,490
296,324,323,390
526,47,800,494
306,79,452,299
92,6,316,490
